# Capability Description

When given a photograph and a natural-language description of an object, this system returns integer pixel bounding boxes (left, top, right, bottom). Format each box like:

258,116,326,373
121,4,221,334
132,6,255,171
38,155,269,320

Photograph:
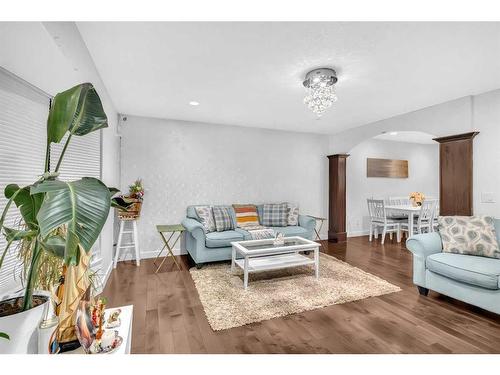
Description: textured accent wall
120,116,329,259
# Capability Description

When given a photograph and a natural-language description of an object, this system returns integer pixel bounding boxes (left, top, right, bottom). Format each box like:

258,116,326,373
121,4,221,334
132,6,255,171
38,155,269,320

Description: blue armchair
406,218,500,314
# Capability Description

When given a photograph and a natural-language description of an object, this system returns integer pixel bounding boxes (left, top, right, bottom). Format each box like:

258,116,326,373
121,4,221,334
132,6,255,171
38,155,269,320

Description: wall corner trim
433,131,479,143
327,153,350,159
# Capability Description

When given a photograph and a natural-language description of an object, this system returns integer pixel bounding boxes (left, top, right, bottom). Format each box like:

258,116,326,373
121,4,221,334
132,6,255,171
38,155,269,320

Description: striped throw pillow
233,204,260,228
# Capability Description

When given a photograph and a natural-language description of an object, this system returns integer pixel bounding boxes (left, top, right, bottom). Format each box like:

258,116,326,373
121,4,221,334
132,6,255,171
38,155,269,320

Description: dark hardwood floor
103,236,500,354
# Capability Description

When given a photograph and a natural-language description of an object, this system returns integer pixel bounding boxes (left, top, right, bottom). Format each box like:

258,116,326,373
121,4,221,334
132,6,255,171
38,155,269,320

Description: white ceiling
373,131,436,144
77,22,500,135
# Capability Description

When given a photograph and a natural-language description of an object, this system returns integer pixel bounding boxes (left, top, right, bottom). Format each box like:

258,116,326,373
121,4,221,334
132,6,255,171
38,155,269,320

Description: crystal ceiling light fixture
303,68,338,118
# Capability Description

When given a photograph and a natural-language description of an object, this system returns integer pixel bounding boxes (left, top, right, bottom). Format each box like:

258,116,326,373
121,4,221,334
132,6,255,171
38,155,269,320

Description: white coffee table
230,236,320,290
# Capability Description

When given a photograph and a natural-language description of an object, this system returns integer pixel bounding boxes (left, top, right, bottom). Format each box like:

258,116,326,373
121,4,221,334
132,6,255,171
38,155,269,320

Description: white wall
472,90,500,217
0,22,120,288
346,139,439,236
328,96,472,153
330,89,500,219
120,115,329,258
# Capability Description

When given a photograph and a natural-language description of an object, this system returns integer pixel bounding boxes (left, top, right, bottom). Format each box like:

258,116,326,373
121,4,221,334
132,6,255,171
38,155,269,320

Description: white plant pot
0,293,50,354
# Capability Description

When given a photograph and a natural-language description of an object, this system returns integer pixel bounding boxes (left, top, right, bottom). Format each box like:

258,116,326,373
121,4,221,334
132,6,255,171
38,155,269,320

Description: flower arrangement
128,179,144,201
409,192,425,206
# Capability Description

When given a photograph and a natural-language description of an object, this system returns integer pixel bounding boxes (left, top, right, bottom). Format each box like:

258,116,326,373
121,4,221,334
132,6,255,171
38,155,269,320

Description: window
0,67,101,295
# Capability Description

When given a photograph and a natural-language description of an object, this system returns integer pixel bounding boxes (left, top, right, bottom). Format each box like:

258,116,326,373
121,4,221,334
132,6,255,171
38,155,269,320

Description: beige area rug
190,253,401,331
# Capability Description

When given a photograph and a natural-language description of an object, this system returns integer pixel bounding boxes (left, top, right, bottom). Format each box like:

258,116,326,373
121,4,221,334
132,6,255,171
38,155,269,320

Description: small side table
154,224,185,273
307,215,327,241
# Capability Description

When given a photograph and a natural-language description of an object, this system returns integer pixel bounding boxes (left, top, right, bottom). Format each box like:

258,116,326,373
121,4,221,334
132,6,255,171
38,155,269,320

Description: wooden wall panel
433,132,479,216
367,158,408,178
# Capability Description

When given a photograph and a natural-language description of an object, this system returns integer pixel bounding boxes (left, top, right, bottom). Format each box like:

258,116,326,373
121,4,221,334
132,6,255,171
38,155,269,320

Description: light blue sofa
406,218,500,314
181,205,316,268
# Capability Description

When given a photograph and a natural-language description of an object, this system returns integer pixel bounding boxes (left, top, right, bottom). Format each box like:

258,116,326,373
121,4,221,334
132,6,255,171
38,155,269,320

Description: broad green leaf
40,235,66,258
33,177,111,264
0,332,9,340
5,184,42,230
46,83,108,144
108,187,120,196
4,184,20,199
69,83,108,136
65,229,80,265
46,85,82,143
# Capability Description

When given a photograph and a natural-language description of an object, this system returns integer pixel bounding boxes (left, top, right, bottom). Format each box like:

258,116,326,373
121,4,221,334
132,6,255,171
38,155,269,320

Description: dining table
385,204,422,235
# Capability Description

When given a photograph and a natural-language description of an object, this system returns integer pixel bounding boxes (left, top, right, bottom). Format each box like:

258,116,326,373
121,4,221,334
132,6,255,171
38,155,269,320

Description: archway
345,131,438,238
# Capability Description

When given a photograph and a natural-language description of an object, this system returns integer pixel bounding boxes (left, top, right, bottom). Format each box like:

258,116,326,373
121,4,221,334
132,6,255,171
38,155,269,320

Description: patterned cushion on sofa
194,206,216,233
261,203,288,227
233,204,260,228
287,203,299,226
212,206,235,232
438,216,500,259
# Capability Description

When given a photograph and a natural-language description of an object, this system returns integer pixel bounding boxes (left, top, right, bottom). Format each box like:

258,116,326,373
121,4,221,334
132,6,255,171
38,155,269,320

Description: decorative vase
38,316,59,354
37,292,59,354
0,292,50,354
56,248,91,352
273,232,285,246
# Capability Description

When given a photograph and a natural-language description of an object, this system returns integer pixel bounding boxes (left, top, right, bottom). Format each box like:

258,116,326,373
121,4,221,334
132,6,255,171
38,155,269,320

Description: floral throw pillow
194,206,216,233
438,216,500,259
287,203,299,226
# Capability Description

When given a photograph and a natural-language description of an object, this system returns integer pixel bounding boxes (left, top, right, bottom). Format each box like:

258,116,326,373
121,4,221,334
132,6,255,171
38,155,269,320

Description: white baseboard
347,230,370,237
115,246,185,263
139,248,187,260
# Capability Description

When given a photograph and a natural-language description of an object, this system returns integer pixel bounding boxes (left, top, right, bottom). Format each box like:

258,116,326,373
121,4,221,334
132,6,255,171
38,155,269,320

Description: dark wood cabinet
327,154,349,242
433,132,479,216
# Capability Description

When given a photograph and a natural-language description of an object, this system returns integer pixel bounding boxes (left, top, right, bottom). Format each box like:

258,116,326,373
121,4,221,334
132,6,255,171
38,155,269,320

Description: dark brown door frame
327,154,349,242
433,131,479,216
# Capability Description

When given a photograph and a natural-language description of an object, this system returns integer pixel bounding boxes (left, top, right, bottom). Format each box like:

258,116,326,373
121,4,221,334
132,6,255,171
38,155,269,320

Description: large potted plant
0,83,125,353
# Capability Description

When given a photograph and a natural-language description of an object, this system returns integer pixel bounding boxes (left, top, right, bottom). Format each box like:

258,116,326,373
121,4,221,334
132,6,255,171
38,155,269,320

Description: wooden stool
114,218,140,268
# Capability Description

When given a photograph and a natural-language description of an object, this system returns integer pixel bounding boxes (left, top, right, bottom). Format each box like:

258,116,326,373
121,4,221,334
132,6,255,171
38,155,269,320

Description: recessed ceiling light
189,101,200,106
389,131,398,136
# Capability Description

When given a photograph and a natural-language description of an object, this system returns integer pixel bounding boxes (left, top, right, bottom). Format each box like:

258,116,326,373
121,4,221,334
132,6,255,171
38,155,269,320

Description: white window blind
50,132,101,181
0,67,101,295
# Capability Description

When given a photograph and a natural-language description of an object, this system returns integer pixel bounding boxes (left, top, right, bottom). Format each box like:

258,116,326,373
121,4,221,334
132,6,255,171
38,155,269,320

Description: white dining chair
385,196,411,220
432,200,440,231
387,196,411,206
400,199,438,236
367,198,401,244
